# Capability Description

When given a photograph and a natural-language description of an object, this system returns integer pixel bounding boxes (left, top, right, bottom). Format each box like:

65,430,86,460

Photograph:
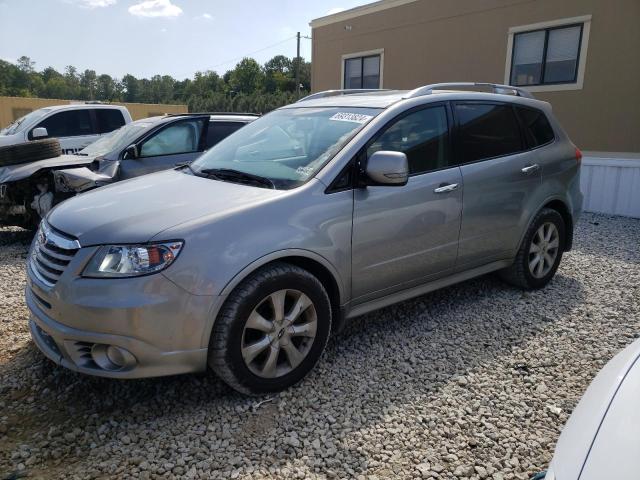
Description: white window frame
340,49,384,89
504,15,592,92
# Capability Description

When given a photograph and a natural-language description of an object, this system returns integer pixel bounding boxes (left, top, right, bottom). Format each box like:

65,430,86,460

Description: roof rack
404,82,535,99
297,89,391,102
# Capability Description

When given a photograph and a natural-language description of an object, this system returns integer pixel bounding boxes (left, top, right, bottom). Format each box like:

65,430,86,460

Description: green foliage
0,55,312,114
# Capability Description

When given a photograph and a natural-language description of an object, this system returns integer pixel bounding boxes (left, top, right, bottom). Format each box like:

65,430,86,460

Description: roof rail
165,112,261,117
297,89,391,102
404,82,535,99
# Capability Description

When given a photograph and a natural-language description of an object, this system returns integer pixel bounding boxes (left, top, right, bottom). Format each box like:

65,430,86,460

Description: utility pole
295,31,301,99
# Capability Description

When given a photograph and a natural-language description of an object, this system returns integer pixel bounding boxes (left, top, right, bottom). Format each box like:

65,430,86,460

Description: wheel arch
543,198,574,251
218,249,346,334
518,197,575,255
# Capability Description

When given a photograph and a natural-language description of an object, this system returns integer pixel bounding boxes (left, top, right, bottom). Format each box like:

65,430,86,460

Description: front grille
29,222,80,287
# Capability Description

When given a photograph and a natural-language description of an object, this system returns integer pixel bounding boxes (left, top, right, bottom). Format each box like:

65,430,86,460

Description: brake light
575,147,583,165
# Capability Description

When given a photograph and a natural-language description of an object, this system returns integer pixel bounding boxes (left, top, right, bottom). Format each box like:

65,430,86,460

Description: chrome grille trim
29,221,80,287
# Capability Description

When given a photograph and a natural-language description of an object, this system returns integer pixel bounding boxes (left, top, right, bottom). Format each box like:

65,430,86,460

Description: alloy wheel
241,289,318,378
528,222,560,279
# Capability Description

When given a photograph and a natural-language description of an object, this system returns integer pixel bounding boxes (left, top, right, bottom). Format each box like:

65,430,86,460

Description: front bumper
26,250,220,379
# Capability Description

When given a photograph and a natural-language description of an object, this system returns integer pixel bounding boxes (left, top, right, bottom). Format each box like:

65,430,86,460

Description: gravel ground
0,212,639,480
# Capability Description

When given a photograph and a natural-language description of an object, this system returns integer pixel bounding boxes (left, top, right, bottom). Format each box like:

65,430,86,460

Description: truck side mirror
32,127,48,139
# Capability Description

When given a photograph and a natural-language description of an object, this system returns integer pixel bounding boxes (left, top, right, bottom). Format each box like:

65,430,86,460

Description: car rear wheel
499,208,566,290
208,262,331,395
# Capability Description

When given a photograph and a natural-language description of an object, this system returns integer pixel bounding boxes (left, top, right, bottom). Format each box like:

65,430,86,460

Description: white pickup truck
0,103,132,154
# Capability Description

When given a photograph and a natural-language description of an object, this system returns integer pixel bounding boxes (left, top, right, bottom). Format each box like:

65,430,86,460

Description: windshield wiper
199,168,275,189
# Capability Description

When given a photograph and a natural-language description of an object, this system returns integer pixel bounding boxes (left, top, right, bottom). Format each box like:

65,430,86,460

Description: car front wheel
208,262,332,395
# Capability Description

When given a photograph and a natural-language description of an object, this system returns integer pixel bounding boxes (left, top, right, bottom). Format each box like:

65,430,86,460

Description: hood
0,154,96,184
0,133,21,147
47,169,284,245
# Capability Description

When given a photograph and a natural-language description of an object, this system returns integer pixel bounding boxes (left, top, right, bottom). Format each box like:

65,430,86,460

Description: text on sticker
330,112,373,124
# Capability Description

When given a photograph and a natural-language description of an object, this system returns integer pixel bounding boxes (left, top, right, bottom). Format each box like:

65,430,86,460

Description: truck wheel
208,262,332,395
0,139,62,167
499,208,566,290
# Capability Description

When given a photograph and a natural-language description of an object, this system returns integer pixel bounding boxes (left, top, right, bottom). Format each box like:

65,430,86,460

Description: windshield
0,108,51,136
79,120,154,156
191,107,381,189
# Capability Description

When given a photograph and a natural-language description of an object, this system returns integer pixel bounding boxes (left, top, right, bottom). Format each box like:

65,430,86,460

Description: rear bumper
27,287,209,378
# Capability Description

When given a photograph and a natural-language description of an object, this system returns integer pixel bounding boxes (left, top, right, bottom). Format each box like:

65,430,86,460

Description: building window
510,23,583,86
344,55,381,89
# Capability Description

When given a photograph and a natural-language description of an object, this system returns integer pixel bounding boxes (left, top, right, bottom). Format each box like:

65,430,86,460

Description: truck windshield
79,120,154,157
191,107,381,189
0,108,51,136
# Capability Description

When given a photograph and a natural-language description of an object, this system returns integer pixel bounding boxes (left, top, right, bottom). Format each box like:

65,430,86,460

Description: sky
0,0,371,80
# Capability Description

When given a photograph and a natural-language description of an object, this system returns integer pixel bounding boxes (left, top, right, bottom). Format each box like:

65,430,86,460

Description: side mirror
32,127,48,139
365,151,409,186
124,144,138,159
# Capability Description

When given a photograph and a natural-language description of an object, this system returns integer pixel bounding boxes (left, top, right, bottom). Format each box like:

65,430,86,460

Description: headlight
83,242,183,278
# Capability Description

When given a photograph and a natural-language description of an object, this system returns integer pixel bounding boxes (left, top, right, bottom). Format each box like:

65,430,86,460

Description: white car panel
547,339,640,480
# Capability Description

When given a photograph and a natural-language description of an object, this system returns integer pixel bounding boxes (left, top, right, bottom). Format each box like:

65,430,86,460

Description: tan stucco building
310,0,640,217
310,0,640,158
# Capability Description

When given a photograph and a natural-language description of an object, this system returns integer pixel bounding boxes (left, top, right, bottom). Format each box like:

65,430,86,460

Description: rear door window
34,109,93,138
515,106,555,148
206,122,245,148
454,103,524,163
95,109,126,134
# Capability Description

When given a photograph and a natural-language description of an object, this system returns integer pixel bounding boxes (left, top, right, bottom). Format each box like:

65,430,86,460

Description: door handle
434,183,459,193
521,164,540,175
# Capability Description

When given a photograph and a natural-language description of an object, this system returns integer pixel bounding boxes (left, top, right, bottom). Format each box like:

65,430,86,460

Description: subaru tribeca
26,83,582,394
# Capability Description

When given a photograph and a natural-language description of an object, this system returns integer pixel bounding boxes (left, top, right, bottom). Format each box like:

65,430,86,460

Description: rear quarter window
515,107,555,148
206,122,246,148
454,103,524,163
95,109,126,134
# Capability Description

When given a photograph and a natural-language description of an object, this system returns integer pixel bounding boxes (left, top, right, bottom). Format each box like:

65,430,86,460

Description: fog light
106,345,127,367
91,344,136,371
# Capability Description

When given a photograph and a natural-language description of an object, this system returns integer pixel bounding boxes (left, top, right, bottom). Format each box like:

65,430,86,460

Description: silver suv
26,83,583,394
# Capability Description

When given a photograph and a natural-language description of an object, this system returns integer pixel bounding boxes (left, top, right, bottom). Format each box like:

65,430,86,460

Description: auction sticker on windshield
329,112,373,124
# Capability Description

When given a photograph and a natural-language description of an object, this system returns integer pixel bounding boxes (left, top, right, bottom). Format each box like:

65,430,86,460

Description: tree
96,74,116,101
228,58,264,95
80,69,97,100
264,55,293,93
0,55,310,113
122,74,140,103
16,56,35,73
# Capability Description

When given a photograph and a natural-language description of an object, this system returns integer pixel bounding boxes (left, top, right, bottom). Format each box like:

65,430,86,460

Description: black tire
208,262,332,395
499,208,566,290
0,139,62,167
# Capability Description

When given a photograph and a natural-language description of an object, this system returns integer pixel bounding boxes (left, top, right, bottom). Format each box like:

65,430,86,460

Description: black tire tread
499,207,564,289
208,262,331,395
0,139,62,167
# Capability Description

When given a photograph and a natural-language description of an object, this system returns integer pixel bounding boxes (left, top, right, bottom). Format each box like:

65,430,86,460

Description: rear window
454,103,524,163
95,109,126,134
206,122,245,148
515,107,555,148
35,110,93,138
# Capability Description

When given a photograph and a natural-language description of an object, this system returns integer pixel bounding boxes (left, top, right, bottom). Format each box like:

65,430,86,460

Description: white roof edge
309,0,420,28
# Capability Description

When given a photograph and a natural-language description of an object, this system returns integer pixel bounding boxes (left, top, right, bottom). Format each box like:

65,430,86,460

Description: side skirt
344,259,513,320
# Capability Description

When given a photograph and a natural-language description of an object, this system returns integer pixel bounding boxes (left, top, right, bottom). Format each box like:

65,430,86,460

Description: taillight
575,147,583,165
